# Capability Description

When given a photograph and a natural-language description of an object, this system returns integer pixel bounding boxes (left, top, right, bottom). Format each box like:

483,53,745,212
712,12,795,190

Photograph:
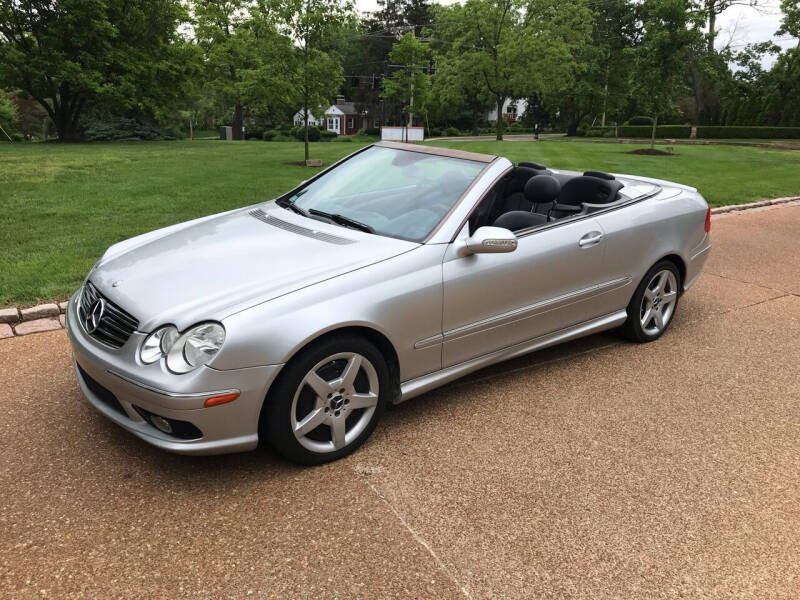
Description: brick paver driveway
1,204,799,599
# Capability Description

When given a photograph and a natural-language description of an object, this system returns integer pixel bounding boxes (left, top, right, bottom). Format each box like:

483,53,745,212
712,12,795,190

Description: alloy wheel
290,352,379,453
640,269,678,336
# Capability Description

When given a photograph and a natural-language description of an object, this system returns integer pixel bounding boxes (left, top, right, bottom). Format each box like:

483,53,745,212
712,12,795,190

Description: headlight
139,322,225,373
140,326,179,364
166,322,226,374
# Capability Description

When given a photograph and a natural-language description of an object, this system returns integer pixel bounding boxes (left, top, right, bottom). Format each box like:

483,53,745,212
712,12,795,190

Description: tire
619,260,681,343
262,334,390,465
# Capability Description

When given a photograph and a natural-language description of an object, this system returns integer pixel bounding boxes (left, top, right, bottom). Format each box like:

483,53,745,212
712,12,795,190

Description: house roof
326,102,359,115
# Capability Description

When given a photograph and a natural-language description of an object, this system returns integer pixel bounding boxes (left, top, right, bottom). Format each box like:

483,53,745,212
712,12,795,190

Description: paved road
2,205,799,599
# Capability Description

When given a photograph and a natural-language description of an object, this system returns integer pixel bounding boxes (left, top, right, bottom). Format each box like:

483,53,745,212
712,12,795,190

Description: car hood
90,205,419,331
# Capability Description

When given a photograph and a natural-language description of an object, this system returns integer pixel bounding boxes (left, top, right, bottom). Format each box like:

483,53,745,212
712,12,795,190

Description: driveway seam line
358,475,473,599
704,270,790,295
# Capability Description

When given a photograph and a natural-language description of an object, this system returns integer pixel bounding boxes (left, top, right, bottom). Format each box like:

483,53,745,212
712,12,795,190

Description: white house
488,98,528,122
292,109,321,127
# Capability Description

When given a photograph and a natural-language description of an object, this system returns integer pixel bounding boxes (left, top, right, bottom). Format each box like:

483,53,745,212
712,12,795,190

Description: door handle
578,231,603,247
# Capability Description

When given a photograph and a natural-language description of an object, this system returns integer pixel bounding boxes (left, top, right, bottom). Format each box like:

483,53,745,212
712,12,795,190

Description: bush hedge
320,129,337,140
82,118,181,141
617,125,692,138
696,126,800,139
290,125,320,141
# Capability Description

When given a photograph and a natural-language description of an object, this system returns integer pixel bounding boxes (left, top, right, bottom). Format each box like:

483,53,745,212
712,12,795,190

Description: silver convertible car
67,142,711,463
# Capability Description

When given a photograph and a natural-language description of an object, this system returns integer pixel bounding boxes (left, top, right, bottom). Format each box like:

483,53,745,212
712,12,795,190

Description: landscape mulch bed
627,148,675,156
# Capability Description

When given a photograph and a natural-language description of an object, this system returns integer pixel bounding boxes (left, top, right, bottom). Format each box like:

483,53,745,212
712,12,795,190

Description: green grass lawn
1,138,799,306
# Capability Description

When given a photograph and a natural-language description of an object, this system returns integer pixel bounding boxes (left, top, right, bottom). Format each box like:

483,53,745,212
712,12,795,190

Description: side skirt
396,310,628,404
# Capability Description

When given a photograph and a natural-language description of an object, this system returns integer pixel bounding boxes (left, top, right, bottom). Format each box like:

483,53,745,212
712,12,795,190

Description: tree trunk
53,99,83,141
232,104,244,140
472,107,479,136
495,96,505,141
650,114,658,150
707,1,717,55
303,41,309,162
567,121,579,137
304,107,309,162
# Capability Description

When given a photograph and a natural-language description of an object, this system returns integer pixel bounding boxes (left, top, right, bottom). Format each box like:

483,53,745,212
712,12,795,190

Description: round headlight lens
140,326,179,364
182,323,226,367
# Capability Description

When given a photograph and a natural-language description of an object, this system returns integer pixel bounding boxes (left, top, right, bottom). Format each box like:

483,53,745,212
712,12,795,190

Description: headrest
524,175,561,205
560,175,623,205
583,170,615,180
505,166,540,193
519,161,548,171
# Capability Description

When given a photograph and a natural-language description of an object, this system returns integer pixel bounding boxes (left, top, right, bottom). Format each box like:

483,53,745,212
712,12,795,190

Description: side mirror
455,226,518,257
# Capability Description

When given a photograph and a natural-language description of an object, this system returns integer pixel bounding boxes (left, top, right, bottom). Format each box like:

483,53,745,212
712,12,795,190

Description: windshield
282,146,486,242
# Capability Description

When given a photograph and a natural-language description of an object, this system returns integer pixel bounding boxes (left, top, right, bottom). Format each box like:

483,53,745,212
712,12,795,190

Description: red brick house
321,96,370,136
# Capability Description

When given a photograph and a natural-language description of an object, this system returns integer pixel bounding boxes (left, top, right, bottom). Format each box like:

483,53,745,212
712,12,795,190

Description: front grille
79,281,139,349
76,363,128,417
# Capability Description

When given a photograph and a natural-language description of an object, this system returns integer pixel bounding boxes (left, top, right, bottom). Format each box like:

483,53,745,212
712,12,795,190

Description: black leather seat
523,175,560,215
550,175,623,219
493,210,548,232
495,166,542,215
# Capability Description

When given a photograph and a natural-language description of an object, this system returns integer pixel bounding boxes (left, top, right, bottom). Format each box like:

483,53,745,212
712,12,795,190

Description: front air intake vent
249,208,355,245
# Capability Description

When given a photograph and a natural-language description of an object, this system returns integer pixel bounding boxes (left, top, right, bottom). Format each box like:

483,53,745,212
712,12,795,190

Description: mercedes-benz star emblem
85,298,106,334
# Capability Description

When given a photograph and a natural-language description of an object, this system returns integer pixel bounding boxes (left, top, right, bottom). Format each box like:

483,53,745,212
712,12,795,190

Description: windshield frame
272,143,497,243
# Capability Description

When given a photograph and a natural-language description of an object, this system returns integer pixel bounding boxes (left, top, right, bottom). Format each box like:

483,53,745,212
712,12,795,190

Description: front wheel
263,335,389,465
619,261,681,343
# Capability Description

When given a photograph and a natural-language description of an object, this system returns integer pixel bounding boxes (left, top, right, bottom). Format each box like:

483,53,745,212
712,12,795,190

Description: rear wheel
263,335,389,465
620,261,681,343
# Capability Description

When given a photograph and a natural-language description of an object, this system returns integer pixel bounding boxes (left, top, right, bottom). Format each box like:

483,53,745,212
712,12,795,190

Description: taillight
704,206,711,233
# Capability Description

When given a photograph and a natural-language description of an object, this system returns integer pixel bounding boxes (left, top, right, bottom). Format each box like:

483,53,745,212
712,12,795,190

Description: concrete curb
1,196,799,341
710,196,800,215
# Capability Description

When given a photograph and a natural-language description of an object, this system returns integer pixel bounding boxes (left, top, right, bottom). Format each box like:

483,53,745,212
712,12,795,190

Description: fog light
150,414,173,434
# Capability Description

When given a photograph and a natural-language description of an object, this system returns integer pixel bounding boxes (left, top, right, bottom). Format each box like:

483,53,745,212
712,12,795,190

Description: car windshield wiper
276,197,310,217
308,209,375,234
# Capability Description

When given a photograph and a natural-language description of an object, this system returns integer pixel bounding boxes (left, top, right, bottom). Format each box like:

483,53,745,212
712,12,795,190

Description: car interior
469,162,626,234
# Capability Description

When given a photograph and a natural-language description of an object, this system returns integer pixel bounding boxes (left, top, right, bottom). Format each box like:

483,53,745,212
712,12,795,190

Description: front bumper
65,290,283,455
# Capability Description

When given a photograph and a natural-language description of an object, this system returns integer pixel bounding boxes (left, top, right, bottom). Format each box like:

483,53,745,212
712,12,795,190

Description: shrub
616,125,691,138
627,116,654,126
363,127,379,136
292,125,320,141
696,126,800,139
82,118,181,141
262,130,279,141
244,129,264,140
445,126,461,137
585,127,613,137
320,129,337,140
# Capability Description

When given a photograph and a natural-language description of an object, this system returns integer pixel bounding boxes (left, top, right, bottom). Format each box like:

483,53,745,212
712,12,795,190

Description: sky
355,0,797,67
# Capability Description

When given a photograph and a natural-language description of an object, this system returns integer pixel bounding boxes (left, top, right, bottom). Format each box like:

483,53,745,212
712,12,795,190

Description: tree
535,0,623,135
629,0,699,147
0,89,18,139
777,0,800,39
0,0,190,141
694,1,761,55
195,0,293,141
432,0,580,141
277,0,354,162
382,32,431,127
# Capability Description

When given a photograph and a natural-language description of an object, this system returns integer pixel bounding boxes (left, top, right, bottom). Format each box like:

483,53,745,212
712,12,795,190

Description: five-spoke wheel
620,260,682,343
291,352,380,453
262,335,389,464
